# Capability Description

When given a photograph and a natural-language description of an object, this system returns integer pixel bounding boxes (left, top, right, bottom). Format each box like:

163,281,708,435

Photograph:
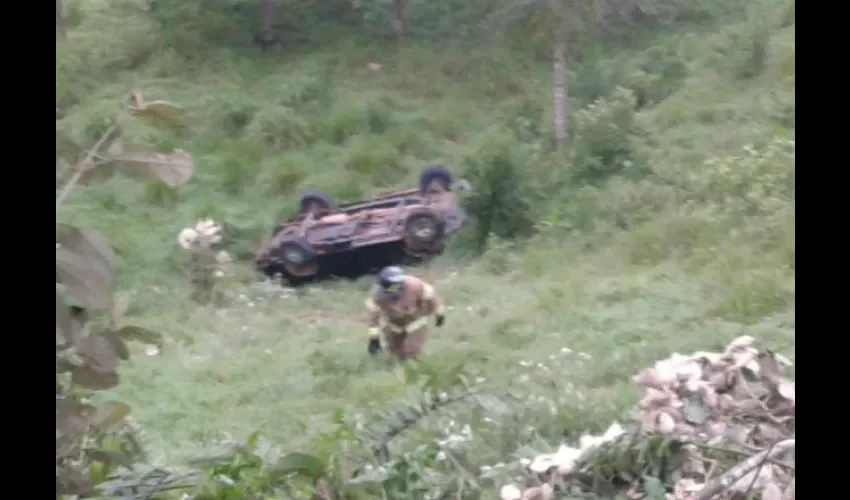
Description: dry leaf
721,425,749,445
639,410,657,433
757,351,783,384
781,478,795,500
634,368,668,390
692,351,723,366
521,484,554,500
725,335,756,353
777,379,795,403
500,485,522,500
762,483,783,500
708,421,727,438
657,412,676,434
507,336,794,498
117,325,164,348
640,387,671,408
115,148,194,188
130,99,187,127
77,162,119,185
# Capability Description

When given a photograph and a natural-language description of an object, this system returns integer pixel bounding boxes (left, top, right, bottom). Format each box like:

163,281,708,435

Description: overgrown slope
56,0,794,496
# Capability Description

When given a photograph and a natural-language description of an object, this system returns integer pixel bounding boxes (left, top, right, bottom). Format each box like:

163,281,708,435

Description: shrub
460,132,538,253
569,87,650,184
704,4,777,83
626,44,689,109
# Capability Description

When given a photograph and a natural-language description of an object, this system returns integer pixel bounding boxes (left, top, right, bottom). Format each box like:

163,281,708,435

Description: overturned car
255,165,470,285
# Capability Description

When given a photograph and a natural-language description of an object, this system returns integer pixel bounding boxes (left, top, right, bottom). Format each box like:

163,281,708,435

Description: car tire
403,209,445,252
276,237,319,277
298,189,335,215
419,165,453,194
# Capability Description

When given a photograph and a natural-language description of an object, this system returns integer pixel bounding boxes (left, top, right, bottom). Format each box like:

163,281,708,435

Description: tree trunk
390,0,408,41
552,40,568,151
56,0,67,42
257,0,281,51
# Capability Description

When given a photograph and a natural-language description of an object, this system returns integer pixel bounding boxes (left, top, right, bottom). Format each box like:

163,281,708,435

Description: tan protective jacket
365,275,444,338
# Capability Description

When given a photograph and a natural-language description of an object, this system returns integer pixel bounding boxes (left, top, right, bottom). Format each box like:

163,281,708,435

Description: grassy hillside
57,0,794,495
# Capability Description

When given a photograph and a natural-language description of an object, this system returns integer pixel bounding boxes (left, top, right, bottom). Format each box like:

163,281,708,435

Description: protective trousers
382,316,430,360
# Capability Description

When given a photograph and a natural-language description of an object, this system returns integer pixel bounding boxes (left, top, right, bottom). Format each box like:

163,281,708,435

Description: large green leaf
56,397,94,436
57,226,116,279
56,227,115,310
113,145,194,188
103,330,131,360
56,291,75,348
72,366,120,390
77,333,120,374
56,248,113,310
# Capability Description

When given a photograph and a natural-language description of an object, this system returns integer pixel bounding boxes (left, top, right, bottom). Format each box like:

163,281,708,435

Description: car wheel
298,189,335,215
403,209,445,252
419,165,453,194
276,237,319,277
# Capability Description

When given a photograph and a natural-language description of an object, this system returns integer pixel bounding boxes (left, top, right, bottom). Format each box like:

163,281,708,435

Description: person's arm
421,282,446,326
365,290,383,354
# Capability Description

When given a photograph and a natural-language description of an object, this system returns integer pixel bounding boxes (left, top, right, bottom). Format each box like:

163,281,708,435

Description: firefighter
366,266,446,361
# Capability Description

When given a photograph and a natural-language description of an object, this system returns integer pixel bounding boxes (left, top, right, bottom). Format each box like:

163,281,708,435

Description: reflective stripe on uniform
405,316,429,332
384,322,405,333
368,327,380,339
384,315,429,335
365,297,379,312
421,283,435,301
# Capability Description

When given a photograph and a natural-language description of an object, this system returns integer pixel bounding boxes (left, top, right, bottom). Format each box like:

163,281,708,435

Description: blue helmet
377,266,405,300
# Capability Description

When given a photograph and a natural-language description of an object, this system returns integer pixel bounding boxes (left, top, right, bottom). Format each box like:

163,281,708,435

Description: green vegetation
56,0,794,496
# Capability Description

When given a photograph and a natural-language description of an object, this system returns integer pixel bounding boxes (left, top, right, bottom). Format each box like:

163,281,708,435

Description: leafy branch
56,89,194,498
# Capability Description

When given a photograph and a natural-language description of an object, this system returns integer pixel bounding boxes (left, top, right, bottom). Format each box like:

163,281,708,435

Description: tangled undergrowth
502,336,795,500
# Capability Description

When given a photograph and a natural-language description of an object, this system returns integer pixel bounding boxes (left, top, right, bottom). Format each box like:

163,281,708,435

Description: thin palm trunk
552,40,567,150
